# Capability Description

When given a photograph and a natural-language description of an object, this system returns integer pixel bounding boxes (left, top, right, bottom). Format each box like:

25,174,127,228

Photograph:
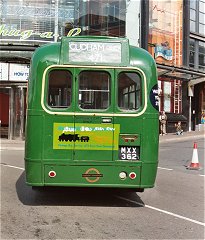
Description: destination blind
68,41,122,64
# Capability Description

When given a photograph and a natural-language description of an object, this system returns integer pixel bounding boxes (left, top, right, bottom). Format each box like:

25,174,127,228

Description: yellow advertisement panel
53,123,120,150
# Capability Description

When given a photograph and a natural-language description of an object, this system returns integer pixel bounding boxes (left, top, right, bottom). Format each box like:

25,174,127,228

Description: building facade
0,0,204,139
148,0,205,132
188,0,205,130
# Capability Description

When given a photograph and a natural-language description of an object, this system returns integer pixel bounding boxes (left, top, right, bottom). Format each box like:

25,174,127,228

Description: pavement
0,138,25,150
0,130,204,150
159,130,204,143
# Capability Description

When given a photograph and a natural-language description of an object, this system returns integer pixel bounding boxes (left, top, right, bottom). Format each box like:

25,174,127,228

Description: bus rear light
119,172,127,180
129,172,136,180
48,171,56,178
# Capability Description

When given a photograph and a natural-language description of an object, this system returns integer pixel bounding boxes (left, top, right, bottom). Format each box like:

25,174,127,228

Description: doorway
0,86,27,140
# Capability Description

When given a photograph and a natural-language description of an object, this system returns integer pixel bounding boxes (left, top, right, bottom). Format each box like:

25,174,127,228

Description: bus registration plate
119,146,140,160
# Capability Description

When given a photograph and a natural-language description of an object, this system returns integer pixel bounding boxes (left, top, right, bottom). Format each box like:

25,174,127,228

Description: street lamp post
188,84,194,132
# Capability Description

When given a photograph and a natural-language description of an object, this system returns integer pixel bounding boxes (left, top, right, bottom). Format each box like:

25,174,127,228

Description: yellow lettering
67,28,81,37
40,32,54,38
20,30,33,40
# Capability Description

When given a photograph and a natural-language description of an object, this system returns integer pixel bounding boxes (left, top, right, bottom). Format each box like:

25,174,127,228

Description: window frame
189,39,205,71
45,68,73,110
190,0,205,36
77,70,111,111
117,70,143,112
41,65,147,117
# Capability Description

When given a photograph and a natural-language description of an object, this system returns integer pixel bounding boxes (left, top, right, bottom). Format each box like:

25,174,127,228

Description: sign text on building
0,25,81,40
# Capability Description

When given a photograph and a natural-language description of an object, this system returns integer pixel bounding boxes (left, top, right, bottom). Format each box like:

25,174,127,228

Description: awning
189,77,205,86
157,63,205,82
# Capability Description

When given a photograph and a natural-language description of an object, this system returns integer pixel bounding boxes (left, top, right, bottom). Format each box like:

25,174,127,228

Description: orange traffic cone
187,142,200,170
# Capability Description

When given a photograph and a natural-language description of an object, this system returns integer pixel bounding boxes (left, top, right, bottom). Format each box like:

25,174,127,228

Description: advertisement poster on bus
53,123,120,151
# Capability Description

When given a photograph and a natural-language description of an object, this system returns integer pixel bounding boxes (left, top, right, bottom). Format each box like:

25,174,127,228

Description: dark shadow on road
16,172,145,207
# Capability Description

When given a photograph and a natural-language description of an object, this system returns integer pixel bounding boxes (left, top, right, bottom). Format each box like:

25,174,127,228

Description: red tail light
48,171,56,178
129,172,136,180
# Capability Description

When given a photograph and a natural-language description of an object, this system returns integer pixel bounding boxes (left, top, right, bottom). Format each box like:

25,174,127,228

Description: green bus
25,36,159,191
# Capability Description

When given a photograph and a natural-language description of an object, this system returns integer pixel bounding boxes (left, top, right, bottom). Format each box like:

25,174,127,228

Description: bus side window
47,70,72,108
118,72,141,111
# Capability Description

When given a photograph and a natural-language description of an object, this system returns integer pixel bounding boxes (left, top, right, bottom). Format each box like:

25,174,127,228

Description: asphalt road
0,134,204,239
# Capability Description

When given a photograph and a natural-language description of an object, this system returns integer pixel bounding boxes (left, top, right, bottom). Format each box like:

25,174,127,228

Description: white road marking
199,175,205,177
158,167,173,171
2,162,204,226
0,163,24,170
0,148,24,151
115,195,205,227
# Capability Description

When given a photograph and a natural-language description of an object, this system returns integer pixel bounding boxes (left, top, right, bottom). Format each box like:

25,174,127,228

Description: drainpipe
188,84,194,132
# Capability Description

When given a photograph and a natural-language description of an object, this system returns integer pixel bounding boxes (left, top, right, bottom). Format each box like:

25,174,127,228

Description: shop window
199,41,205,54
190,20,196,32
199,54,205,71
190,0,205,36
158,80,181,114
199,1,205,11
189,39,205,70
118,72,141,111
78,0,126,37
190,0,196,9
190,9,196,21
189,39,196,68
199,12,204,24
189,52,195,68
199,41,205,70
190,39,195,51
47,70,72,108
199,24,205,36
78,71,110,110
163,81,171,112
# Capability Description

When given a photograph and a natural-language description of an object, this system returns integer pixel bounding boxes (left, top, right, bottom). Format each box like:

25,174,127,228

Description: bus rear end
25,37,159,191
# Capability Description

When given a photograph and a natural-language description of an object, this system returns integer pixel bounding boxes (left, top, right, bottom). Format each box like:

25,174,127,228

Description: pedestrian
175,121,183,135
201,111,205,124
159,111,167,136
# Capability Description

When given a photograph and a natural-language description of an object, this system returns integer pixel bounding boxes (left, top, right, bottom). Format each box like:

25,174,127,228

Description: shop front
0,63,28,139
189,78,205,131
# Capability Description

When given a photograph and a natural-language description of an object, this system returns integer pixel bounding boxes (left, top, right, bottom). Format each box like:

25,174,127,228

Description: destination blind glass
68,42,122,64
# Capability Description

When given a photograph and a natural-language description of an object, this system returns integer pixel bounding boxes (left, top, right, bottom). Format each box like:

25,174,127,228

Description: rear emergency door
73,68,118,161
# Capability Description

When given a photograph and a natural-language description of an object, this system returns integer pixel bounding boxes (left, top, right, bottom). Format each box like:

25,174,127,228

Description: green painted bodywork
25,36,159,189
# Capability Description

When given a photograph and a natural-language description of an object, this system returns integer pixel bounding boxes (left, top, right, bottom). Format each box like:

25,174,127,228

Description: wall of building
189,0,205,130
147,0,205,133
147,0,188,133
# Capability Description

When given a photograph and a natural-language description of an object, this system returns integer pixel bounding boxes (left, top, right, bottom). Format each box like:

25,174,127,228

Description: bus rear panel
25,37,159,191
